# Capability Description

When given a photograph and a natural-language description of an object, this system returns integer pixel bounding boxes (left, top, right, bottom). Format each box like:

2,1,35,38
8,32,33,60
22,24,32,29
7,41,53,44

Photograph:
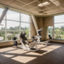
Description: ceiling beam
20,0,38,8
0,3,35,15
49,0,60,6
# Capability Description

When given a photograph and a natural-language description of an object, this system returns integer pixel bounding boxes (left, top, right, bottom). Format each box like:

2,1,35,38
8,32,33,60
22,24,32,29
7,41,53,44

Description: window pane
55,23,64,28
14,31,20,39
0,31,5,41
21,23,30,29
21,23,30,36
48,26,53,37
7,10,19,21
54,24,64,39
7,31,15,40
54,15,64,23
0,20,5,30
21,13,30,22
7,21,19,30
7,31,20,40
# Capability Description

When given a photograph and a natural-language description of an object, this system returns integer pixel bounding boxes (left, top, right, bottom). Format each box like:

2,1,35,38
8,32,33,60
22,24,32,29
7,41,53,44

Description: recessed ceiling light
38,1,50,7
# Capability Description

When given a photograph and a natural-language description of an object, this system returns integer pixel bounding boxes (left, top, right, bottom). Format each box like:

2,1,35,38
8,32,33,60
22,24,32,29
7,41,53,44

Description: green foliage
0,31,5,40
54,27,64,39
0,26,29,40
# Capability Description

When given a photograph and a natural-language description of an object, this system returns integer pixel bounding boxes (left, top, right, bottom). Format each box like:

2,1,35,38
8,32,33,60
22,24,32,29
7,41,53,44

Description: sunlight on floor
12,56,37,63
7,49,27,54
1,54,14,58
26,44,62,57
0,44,62,64
0,47,14,52
26,52,43,56
41,45,62,55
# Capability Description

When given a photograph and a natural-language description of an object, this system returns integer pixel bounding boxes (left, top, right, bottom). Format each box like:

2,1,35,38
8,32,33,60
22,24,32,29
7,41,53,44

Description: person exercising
20,31,28,45
20,31,37,50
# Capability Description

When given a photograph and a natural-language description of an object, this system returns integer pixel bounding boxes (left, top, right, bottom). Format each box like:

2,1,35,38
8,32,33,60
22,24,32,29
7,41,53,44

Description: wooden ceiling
0,0,64,16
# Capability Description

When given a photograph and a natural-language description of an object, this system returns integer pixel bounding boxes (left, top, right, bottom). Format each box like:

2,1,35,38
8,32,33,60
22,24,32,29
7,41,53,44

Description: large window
0,8,30,41
54,15,64,40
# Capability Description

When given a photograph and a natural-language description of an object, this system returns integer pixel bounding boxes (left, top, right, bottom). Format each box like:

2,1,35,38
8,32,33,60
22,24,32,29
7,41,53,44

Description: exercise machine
20,40,39,51
35,28,48,45
20,32,39,51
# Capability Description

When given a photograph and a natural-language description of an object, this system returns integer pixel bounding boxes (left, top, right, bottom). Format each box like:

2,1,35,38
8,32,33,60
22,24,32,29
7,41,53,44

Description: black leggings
22,40,27,44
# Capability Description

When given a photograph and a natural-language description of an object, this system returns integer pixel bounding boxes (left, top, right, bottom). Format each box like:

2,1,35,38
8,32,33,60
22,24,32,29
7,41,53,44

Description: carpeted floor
0,43,64,64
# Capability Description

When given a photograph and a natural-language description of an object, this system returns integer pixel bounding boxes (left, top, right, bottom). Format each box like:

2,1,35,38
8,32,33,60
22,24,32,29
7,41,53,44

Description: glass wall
0,8,30,41
54,15,64,40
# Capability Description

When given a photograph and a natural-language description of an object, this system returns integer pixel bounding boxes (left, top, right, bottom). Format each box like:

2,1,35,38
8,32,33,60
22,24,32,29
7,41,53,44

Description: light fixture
38,1,50,7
